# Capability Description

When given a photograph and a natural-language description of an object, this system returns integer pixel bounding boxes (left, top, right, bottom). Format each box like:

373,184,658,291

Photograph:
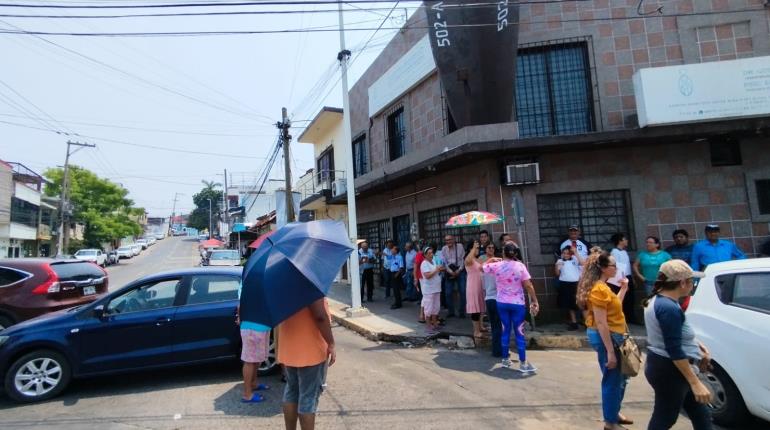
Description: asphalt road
103,236,201,291
0,237,765,429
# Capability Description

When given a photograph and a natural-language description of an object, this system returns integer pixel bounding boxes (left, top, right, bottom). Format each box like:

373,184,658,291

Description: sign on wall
634,55,770,127
368,35,436,117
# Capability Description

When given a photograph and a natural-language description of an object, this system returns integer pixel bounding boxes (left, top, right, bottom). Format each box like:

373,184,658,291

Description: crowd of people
354,222,755,429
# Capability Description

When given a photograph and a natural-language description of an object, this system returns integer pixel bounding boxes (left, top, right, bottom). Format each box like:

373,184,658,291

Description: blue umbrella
240,220,354,327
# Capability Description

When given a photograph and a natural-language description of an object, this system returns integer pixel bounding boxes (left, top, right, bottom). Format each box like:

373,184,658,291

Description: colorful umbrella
248,230,276,249
199,238,224,248
445,211,504,227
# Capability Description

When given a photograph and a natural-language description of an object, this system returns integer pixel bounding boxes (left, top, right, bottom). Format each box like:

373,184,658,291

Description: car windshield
118,247,130,251
210,251,239,260
76,250,96,256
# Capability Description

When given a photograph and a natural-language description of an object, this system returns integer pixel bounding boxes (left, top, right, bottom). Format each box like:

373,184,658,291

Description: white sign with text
634,55,770,127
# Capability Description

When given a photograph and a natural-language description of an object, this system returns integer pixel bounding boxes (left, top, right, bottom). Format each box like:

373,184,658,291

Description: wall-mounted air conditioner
505,162,540,185
332,178,347,197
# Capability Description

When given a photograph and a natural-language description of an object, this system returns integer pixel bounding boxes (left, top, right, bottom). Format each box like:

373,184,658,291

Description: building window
352,133,368,178
536,190,633,254
392,215,411,249
10,197,39,228
386,106,407,161
357,219,391,280
299,210,316,222
710,138,742,166
316,147,334,188
516,41,595,138
441,86,458,135
756,179,770,215
418,201,479,249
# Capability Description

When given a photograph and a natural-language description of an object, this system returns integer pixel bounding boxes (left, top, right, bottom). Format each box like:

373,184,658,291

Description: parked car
130,244,142,256
687,258,770,426
0,267,276,402
172,229,186,236
136,239,148,250
198,234,209,241
145,237,157,246
205,250,241,267
154,232,165,240
116,246,133,259
73,249,106,267
0,259,109,331
105,251,119,266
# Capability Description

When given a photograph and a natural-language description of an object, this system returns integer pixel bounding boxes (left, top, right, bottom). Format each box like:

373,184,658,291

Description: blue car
0,267,276,402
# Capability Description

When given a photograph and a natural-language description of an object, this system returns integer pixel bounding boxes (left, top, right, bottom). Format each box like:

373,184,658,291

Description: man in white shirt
558,225,591,260
441,234,466,318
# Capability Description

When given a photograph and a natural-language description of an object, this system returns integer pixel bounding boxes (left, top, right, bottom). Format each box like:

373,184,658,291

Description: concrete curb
328,299,648,350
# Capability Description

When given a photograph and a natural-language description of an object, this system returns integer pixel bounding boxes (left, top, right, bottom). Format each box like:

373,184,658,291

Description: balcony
37,224,52,240
297,169,348,210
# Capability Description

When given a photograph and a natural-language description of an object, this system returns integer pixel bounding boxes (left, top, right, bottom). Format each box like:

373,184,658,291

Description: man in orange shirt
278,297,335,430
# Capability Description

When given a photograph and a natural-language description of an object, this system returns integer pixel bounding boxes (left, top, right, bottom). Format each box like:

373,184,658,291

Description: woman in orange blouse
577,251,631,430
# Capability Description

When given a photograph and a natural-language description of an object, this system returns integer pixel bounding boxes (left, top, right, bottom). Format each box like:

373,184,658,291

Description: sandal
241,393,265,403
418,319,426,324
617,415,633,425
252,383,270,391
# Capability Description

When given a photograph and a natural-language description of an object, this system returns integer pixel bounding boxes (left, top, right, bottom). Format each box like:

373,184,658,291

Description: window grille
358,219,392,279
418,201,479,249
316,147,334,187
386,106,407,161
536,190,633,254
516,40,595,138
392,215,411,249
352,133,368,178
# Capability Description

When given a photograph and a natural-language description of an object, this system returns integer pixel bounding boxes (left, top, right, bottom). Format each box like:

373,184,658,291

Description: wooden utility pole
278,107,295,223
57,140,95,256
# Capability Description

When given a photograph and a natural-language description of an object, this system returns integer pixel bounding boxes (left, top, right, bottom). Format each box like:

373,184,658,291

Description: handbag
616,328,642,377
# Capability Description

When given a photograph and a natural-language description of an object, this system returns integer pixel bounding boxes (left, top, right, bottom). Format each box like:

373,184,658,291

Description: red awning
200,239,224,248
248,230,276,249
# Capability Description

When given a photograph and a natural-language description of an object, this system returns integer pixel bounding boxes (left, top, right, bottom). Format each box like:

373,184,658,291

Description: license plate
83,286,96,296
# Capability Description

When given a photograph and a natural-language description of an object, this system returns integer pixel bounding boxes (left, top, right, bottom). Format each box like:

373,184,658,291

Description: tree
187,181,223,233
44,166,142,249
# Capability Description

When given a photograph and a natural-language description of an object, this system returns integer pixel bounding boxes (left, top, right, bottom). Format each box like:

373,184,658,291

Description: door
76,277,184,374
392,215,411,249
171,274,242,362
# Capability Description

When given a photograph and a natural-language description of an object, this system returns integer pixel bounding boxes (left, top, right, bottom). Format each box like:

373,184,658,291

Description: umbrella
248,230,276,249
199,239,224,248
445,210,504,227
240,220,354,327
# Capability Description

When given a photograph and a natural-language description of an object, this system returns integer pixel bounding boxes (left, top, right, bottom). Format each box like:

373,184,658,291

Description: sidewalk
327,282,647,349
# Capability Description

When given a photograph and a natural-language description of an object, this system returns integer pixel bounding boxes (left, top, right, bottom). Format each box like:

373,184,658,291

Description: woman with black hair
483,243,539,373
633,236,671,295
644,260,713,430
464,240,486,339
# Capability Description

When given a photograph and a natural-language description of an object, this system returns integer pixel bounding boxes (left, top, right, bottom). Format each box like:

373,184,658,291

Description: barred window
316,147,334,186
387,106,407,161
537,190,633,254
516,41,595,138
418,201,479,249
392,215,411,250
352,133,368,178
357,219,392,278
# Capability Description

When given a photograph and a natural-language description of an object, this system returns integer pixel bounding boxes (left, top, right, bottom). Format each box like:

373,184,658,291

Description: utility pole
170,192,183,234
338,3,364,314
277,107,295,223
57,140,95,256
223,168,229,232
208,198,213,239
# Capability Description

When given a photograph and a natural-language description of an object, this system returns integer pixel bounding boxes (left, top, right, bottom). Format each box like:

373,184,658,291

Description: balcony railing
296,169,347,202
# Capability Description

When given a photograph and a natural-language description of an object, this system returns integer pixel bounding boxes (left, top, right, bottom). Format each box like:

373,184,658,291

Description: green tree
44,166,142,248
187,180,223,233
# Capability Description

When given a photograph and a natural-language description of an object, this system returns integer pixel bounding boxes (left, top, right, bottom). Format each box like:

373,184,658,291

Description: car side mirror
94,305,107,320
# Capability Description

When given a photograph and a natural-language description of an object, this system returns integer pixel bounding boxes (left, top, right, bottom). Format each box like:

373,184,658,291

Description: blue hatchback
0,267,276,402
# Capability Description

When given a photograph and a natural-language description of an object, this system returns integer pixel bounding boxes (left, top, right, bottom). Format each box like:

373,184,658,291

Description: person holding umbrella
239,220,353,430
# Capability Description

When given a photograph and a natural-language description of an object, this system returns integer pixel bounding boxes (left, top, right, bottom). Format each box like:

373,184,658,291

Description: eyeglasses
607,263,617,267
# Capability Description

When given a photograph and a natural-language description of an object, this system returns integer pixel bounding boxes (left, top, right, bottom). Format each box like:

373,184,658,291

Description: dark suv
0,259,109,330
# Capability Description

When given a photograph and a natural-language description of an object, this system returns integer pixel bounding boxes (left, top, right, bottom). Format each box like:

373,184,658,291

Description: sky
0,0,419,217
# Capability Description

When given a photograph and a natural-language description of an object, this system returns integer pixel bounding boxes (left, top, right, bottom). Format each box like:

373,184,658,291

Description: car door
75,276,185,374
171,274,241,363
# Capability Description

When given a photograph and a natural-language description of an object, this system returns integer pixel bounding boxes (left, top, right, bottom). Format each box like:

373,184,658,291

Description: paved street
0,237,765,430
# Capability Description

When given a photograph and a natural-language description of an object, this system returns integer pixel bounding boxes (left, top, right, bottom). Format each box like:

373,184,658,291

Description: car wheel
4,350,72,403
700,363,749,426
0,314,15,331
258,331,279,376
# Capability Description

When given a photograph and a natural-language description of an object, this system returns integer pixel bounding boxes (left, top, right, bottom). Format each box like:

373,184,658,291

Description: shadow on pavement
431,349,536,381
212,380,283,418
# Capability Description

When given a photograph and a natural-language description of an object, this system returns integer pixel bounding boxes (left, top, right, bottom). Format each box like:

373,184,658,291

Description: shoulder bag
617,326,642,377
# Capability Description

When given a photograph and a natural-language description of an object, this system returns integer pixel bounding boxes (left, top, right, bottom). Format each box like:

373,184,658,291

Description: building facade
343,0,770,322
0,161,56,258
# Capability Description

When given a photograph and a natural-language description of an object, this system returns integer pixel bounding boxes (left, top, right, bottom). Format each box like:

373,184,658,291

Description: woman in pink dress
464,241,486,338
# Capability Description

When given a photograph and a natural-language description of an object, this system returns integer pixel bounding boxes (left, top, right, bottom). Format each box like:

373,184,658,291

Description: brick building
336,0,770,322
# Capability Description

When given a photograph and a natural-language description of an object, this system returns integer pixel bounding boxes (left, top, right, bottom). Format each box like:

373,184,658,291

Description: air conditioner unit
505,162,540,185
332,178,347,197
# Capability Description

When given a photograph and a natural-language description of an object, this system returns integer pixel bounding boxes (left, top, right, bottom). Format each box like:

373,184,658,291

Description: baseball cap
705,224,720,232
659,259,705,281
568,224,579,231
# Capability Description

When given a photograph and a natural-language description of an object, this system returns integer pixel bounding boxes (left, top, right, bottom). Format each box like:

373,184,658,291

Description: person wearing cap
643,260,714,429
559,225,592,260
665,229,694,265
690,224,746,272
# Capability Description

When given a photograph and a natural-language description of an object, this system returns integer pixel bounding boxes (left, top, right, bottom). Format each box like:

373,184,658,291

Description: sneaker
501,358,513,368
518,362,537,373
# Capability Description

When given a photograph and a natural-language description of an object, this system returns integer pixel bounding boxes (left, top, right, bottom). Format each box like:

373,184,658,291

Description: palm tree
201,179,222,193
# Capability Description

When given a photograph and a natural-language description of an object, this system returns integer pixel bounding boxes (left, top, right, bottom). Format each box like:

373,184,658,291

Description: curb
329,302,648,350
